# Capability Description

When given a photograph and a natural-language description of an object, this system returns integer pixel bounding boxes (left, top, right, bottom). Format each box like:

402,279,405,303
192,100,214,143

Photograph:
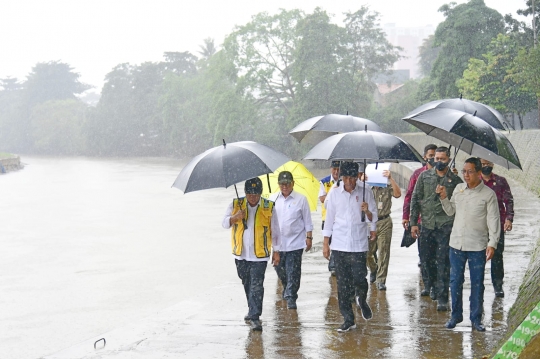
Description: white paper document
365,163,391,187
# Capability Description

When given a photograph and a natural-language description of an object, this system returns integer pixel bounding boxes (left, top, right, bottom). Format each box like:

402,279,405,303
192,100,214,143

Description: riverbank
0,153,23,173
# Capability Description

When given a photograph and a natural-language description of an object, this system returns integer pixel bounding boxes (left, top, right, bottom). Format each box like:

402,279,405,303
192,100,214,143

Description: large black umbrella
406,97,509,130
173,140,290,193
173,140,290,227
289,114,382,142
303,129,423,221
402,108,521,170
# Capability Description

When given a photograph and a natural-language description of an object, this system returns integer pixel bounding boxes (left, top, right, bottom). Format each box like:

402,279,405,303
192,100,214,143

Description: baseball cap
340,162,358,177
244,177,263,194
278,171,294,184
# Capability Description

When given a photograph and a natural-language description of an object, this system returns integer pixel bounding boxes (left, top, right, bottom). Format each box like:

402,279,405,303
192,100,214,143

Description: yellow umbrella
259,161,320,211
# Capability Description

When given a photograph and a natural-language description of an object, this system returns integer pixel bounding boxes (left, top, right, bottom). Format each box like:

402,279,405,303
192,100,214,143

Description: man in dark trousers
480,158,514,297
322,162,378,332
402,143,437,284
222,178,281,331
438,157,500,331
410,147,463,311
270,171,313,309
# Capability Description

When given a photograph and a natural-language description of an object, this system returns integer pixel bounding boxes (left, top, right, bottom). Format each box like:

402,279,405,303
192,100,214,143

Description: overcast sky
0,0,525,91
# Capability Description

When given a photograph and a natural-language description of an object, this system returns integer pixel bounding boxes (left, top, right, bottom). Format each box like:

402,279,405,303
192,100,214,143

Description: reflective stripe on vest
231,198,274,258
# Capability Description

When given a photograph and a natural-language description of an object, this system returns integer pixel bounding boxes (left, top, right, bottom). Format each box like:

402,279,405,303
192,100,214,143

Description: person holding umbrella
318,160,341,275
222,177,281,331
322,162,378,332
410,147,462,311
269,171,313,310
437,157,500,331
480,158,514,298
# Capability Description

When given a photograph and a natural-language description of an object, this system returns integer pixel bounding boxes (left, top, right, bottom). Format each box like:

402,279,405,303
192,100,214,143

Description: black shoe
437,301,448,311
445,317,463,329
472,322,486,332
370,272,376,283
377,282,387,291
250,319,263,331
356,297,373,320
494,286,505,298
420,288,429,296
429,287,437,300
337,322,356,332
287,299,297,309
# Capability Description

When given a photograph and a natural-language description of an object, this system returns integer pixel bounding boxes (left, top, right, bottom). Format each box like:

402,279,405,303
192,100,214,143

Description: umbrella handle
361,160,366,222
234,184,248,229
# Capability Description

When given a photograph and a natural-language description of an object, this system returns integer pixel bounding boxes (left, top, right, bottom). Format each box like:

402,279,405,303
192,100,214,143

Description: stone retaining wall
395,130,540,357
0,156,23,173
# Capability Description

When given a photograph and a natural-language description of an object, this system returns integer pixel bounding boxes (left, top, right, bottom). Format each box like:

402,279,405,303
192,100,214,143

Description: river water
2,157,538,359
1,157,246,359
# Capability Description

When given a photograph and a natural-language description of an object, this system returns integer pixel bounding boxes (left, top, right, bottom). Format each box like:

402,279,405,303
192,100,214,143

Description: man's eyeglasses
461,169,478,175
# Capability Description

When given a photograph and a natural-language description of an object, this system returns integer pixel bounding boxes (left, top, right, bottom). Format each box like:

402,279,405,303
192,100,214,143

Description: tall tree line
1,2,539,157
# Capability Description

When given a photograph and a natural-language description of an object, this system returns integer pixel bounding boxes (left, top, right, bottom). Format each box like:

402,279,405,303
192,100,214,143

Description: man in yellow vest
222,177,281,331
318,160,340,274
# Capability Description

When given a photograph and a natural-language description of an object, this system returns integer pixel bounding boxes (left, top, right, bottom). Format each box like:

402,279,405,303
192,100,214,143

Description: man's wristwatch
306,236,313,240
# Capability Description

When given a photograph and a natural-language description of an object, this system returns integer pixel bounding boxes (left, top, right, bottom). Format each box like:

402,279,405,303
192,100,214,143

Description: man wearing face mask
402,143,437,284
410,147,463,311
480,158,514,298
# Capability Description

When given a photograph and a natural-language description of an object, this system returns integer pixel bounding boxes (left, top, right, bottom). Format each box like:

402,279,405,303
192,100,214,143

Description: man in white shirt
270,171,314,309
222,177,281,331
437,157,500,332
322,162,378,332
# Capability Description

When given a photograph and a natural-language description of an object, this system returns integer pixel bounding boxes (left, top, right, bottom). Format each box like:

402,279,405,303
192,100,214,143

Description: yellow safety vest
321,179,334,221
231,198,274,258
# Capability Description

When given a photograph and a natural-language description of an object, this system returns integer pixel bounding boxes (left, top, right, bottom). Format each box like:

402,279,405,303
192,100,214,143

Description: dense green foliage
1,2,539,157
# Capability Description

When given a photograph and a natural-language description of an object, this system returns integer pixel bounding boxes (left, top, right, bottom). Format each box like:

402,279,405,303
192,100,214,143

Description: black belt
377,214,390,222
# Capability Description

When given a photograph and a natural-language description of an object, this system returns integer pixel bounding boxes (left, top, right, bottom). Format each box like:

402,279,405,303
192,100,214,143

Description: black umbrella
303,129,423,221
172,140,290,228
405,97,509,130
402,108,521,170
289,114,382,142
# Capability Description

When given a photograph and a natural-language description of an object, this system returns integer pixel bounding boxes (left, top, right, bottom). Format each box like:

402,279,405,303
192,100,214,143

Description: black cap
278,171,294,184
331,160,340,168
340,162,358,177
245,177,263,194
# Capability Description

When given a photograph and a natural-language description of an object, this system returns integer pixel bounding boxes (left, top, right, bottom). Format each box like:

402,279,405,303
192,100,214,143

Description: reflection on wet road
3,158,537,359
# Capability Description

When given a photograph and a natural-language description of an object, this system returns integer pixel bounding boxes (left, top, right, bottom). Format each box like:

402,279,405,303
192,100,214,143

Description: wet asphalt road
45,174,539,359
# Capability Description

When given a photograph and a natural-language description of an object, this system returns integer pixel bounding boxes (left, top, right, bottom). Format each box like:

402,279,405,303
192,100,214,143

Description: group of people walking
222,144,514,333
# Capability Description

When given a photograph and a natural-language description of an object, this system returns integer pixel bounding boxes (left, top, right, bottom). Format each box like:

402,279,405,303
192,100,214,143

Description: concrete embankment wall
0,155,23,173
395,130,540,357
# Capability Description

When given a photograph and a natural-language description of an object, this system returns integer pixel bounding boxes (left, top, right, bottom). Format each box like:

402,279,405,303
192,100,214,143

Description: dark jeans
491,231,505,288
419,223,452,302
333,250,369,325
323,221,335,271
449,248,486,323
416,224,429,287
235,259,267,320
274,249,303,301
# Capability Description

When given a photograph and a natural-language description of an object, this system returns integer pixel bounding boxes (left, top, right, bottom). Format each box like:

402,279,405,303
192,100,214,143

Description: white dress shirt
269,190,313,252
322,182,378,252
222,198,281,262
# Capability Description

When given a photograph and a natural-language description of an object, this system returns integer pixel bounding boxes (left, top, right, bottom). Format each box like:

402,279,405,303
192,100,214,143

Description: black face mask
481,166,493,175
427,158,435,167
435,161,449,171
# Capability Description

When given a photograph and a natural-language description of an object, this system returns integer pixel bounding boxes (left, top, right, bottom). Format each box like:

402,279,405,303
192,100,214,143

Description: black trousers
274,249,303,301
235,259,267,320
491,231,505,287
419,223,452,303
333,250,368,324
322,221,335,271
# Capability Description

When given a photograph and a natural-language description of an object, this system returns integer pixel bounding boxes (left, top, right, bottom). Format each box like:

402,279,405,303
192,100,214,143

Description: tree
430,0,505,98
512,46,540,127
198,38,217,60
30,99,88,155
418,35,440,77
457,34,536,129
0,77,22,91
